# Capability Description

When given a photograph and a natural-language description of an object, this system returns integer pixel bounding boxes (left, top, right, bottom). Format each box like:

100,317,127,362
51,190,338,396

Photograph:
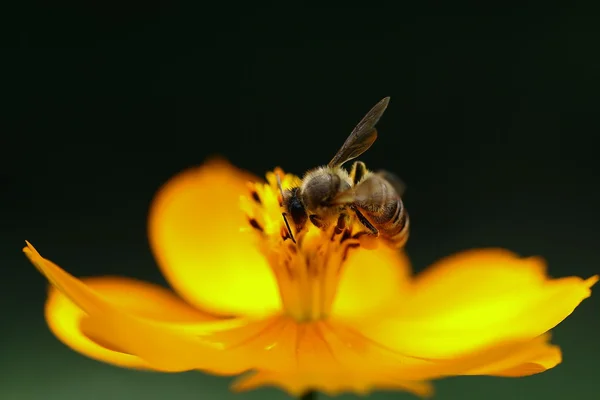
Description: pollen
239,168,373,322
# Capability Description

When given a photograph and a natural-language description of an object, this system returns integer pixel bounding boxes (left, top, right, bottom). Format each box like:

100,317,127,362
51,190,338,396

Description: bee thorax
300,167,351,211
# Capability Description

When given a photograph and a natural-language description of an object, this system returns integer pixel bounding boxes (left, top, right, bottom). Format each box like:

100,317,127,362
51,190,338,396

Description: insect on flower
279,97,409,249
24,98,598,398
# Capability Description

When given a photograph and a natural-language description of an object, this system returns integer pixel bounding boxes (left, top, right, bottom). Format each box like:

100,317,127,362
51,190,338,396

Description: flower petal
223,317,565,396
44,276,220,370
232,370,433,398
331,246,412,320
354,249,597,359
45,283,152,370
230,320,434,398
24,242,274,374
148,158,281,317
463,333,562,377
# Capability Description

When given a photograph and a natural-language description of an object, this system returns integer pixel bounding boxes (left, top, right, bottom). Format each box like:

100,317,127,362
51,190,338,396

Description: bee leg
349,161,368,185
281,213,297,244
336,213,347,231
332,213,348,238
351,206,379,236
309,214,325,229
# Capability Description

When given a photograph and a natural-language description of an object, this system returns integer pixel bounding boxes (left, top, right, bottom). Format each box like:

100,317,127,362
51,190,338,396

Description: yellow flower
25,159,597,398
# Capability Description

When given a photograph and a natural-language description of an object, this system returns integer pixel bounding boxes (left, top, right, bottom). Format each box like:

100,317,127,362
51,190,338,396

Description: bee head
283,187,308,231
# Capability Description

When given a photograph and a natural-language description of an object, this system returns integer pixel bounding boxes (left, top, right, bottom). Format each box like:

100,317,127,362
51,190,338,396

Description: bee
278,97,409,248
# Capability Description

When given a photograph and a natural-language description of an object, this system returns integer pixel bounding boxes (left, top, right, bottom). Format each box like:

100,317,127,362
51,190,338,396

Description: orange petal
226,319,450,395
230,320,434,397
45,276,220,370
148,158,281,317
331,246,412,320
354,249,597,359
233,370,433,398
24,242,276,374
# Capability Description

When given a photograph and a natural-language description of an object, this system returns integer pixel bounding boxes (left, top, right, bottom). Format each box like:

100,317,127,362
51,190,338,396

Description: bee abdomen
366,198,410,247
386,211,409,248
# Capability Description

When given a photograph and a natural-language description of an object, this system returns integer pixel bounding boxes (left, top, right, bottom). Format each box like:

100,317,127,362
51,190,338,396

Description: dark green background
2,3,599,400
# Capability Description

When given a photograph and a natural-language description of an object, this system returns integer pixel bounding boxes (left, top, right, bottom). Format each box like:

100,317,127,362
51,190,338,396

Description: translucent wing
331,173,380,205
375,169,406,196
332,170,406,205
328,97,390,167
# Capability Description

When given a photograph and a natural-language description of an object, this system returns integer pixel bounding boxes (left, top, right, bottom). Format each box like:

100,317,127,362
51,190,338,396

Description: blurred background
2,3,599,400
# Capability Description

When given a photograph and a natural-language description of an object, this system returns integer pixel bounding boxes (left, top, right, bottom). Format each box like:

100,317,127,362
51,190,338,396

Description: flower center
239,168,373,322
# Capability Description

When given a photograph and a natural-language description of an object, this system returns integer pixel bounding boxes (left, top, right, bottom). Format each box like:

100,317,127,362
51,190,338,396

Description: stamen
250,190,261,204
248,218,263,232
240,169,373,322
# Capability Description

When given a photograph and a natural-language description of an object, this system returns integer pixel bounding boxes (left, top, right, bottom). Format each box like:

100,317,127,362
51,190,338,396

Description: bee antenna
275,172,297,244
276,172,285,199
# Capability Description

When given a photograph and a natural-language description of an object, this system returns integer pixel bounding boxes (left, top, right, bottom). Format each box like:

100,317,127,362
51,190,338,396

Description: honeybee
278,97,409,248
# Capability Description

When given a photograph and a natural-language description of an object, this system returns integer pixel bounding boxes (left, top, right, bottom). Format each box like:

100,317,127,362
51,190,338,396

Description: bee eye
290,201,307,223
288,195,308,228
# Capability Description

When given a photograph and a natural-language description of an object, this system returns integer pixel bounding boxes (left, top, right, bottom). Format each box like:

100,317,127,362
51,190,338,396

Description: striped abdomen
352,173,410,248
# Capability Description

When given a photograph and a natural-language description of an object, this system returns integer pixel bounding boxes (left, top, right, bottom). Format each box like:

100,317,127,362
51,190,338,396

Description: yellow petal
45,283,149,370
318,320,564,383
223,317,566,396
148,158,281,317
44,276,220,370
354,249,597,359
463,333,562,377
24,242,273,374
331,246,412,320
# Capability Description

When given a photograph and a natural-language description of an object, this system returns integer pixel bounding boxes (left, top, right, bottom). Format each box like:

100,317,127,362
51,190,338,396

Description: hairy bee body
279,97,410,248
297,166,352,229
300,167,352,211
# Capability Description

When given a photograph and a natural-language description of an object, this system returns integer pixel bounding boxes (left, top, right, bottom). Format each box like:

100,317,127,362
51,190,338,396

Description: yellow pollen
239,168,369,322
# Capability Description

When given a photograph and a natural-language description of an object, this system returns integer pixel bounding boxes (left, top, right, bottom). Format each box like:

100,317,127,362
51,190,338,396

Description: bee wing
328,97,390,168
333,170,406,205
375,169,406,196
331,173,380,205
